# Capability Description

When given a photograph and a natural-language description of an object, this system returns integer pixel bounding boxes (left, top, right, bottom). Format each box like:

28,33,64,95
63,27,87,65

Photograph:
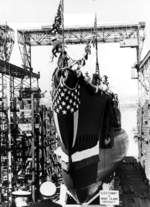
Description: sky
1,0,150,156
0,0,149,24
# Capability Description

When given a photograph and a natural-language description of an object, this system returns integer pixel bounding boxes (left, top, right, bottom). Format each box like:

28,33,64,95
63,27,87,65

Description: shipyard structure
0,20,150,207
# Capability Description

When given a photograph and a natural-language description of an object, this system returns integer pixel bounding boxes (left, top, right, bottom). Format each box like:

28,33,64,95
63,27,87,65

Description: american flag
52,81,80,115
51,0,63,35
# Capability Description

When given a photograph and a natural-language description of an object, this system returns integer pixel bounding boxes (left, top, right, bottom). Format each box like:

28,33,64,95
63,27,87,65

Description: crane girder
17,22,145,69
0,59,40,79
17,22,145,46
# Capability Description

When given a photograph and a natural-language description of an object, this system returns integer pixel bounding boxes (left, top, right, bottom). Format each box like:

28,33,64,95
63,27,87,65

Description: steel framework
0,24,62,204
17,22,145,69
138,50,150,95
135,50,150,181
0,25,41,205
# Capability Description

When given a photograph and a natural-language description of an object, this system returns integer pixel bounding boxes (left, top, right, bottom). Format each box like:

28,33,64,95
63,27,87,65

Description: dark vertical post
31,92,35,202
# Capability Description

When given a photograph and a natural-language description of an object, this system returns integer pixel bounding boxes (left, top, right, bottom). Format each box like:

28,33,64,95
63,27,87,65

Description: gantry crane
17,22,145,69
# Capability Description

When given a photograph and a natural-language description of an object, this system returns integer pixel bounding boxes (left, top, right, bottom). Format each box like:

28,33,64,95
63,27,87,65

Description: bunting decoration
75,41,92,68
51,41,92,70
51,0,63,35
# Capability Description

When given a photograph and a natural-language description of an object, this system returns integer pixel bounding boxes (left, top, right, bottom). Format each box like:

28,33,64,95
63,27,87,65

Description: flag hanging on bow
51,0,63,35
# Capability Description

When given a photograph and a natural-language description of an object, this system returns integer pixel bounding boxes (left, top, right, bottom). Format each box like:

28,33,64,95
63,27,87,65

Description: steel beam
0,60,40,79
17,22,145,70
17,22,145,46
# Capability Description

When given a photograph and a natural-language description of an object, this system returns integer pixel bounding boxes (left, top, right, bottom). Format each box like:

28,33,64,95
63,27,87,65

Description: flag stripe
53,111,63,144
72,110,79,148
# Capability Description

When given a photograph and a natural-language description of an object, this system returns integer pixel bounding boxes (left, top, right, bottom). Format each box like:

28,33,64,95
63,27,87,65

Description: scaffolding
0,23,64,205
135,50,150,181
0,25,42,204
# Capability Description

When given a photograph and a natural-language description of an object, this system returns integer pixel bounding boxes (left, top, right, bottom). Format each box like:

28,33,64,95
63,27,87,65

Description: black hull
60,129,128,204
52,69,128,204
